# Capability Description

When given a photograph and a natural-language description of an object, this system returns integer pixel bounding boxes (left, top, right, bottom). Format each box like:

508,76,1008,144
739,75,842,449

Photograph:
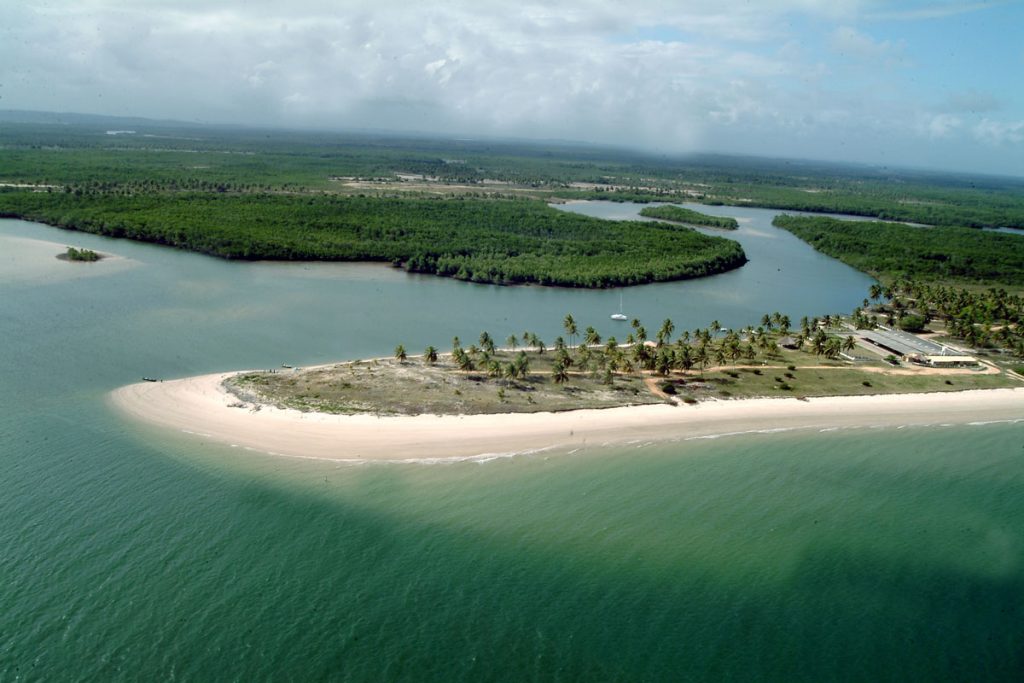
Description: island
639,205,739,229
111,282,1024,461
57,246,102,262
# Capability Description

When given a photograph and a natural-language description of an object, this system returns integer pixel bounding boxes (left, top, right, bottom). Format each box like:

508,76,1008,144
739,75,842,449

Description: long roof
860,328,950,357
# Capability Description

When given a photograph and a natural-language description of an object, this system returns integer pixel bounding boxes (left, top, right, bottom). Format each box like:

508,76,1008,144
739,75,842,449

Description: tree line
0,190,747,288
772,214,1024,286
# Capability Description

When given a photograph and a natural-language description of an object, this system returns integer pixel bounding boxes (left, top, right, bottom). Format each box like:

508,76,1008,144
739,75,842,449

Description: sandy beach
108,372,1024,462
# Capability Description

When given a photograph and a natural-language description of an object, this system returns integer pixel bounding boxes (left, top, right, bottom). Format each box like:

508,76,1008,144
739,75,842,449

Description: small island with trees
57,246,102,262
639,205,739,229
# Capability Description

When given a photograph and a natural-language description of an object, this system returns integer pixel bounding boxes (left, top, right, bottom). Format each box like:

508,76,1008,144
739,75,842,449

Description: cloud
829,26,904,63
973,119,1024,145
865,1,1005,21
919,114,963,139
0,0,1020,175
941,89,1002,114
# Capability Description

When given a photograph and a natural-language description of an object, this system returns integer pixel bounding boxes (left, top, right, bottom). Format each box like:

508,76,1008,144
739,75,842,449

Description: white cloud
942,89,1001,114
0,0,1019,175
830,26,904,63
973,119,1024,145
920,113,963,139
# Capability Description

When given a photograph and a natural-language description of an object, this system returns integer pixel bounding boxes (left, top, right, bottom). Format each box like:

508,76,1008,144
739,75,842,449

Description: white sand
109,372,1024,462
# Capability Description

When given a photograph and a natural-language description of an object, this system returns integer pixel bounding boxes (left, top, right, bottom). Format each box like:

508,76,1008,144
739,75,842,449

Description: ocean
2,215,1021,680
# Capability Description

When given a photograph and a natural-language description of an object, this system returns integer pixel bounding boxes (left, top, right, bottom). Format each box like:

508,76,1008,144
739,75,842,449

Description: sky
2,0,1023,176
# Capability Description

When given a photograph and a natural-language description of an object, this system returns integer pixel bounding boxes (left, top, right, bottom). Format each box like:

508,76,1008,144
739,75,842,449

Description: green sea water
2,215,1022,681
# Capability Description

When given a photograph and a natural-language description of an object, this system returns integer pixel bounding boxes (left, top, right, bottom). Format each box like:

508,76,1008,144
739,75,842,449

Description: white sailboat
611,293,628,321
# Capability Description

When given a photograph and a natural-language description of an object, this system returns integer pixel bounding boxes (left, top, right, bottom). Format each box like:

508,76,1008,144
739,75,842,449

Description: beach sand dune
109,373,1024,462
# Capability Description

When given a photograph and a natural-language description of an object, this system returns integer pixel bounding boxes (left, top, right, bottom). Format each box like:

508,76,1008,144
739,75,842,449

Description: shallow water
2,215,1021,680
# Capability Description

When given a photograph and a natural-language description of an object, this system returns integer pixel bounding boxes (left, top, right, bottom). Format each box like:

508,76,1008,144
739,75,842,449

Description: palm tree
479,331,495,354
506,334,518,351
563,314,578,349
551,360,570,384
694,344,709,376
424,345,438,365
394,344,407,363
676,345,694,373
514,351,531,378
654,349,672,376
812,329,828,356
455,349,475,371
842,336,857,354
584,326,601,347
452,336,461,353
658,318,675,346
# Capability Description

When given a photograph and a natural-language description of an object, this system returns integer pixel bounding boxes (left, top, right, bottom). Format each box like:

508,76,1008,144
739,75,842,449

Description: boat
610,293,628,321
141,377,161,383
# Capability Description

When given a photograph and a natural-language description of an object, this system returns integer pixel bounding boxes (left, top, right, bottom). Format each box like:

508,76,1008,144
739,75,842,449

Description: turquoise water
2,215,1022,680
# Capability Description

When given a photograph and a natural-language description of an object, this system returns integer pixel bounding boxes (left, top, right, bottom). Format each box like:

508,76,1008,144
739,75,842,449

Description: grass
225,345,1022,417
228,351,662,416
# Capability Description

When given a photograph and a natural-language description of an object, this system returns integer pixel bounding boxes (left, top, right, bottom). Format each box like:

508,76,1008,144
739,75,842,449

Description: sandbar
109,372,1024,462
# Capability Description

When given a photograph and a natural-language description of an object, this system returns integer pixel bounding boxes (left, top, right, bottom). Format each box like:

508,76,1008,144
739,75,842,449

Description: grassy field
226,346,1021,417
228,351,665,416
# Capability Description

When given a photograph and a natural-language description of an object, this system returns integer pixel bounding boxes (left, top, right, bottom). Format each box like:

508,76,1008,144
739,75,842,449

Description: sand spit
110,373,1024,462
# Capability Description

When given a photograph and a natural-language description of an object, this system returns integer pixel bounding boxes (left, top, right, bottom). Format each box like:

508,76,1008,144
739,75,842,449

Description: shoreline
109,372,1024,462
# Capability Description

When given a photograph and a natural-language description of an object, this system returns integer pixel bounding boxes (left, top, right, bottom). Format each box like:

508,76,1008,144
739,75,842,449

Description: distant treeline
2,120,1023,229
772,214,1024,286
0,191,747,288
639,205,738,229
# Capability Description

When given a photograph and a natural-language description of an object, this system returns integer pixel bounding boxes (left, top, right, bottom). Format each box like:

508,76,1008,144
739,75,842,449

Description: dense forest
0,190,747,288
772,215,1024,286
2,115,1023,229
638,205,738,228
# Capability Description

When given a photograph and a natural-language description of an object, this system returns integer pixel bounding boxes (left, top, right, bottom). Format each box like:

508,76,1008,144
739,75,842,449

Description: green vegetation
639,205,738,229
0,191,746,288
228,350,662,416
862,279,1024,357
1,117,1022,230
772,215,1024,286
60,246,101,262
897,314,927,333
226,304,1022,417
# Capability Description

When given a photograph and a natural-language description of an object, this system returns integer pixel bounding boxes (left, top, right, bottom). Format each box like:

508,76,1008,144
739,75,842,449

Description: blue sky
1,0,1022,176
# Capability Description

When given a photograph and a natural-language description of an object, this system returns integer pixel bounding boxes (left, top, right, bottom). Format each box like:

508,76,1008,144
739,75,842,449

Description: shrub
898,314,927,333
